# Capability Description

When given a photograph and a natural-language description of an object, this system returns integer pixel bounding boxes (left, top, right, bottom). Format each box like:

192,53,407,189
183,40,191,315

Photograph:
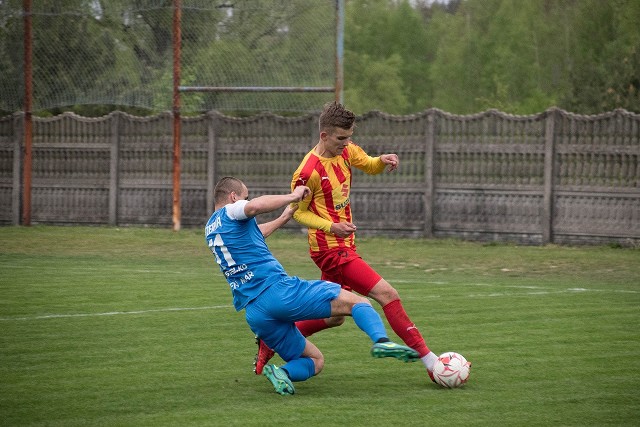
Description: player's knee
331,290,368,316
369,280,400,304
326,316,346,328
353,294,371,306
312,355,325,375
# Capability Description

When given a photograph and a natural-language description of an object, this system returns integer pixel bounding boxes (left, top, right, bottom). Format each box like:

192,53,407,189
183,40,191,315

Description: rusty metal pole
172,0,182,231
22,0,33,226
335,0,344,104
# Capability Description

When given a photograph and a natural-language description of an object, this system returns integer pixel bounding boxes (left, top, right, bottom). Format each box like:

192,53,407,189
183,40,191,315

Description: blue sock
352,302,388,343
281,357,315,382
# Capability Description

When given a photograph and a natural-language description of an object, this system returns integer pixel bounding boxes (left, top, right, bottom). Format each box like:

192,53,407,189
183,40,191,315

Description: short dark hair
319,101,355,133
214,176,244,204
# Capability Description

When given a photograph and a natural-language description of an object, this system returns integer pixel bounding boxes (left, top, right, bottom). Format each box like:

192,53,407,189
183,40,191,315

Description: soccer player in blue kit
205,176,419,395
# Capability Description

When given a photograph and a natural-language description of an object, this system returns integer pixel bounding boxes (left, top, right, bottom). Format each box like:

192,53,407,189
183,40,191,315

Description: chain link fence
0,0,337,114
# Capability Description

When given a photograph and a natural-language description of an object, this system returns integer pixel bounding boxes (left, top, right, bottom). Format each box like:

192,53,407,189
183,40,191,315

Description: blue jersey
205,200,288,311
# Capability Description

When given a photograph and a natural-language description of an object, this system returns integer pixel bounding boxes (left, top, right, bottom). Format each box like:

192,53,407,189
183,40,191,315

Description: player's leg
329,289,385,342
253,335,275,375
266,311,342,374
280,275,418,363
246,285,318,394
299,338,324,375
254,323,331,376
330,288,420,362
255,271,343,374
276,337,321,381
294,315,344,337
294,251,348,337
251,323,317,395
340,256,438,377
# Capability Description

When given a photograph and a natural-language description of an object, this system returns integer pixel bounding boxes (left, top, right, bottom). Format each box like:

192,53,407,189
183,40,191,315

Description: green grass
1,225,639,426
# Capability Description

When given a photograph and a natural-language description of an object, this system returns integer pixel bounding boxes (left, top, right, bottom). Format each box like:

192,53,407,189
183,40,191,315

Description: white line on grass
397,279,639,292
3,284,637,322
0,305,233,322
1,264,194,275
394,279,640,300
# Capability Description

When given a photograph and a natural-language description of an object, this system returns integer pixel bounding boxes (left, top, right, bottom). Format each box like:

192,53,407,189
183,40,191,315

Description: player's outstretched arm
258,204,298,238
244,186,310,218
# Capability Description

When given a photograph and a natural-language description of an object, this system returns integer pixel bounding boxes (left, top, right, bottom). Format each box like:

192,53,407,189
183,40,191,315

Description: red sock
295,319,332,337
382,299,430,357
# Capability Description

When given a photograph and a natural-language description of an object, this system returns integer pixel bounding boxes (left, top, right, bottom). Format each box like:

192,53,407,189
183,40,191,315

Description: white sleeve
225,200,249,220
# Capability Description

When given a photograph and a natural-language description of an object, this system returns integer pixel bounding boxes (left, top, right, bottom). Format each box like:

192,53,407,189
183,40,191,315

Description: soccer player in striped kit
254,101,439,383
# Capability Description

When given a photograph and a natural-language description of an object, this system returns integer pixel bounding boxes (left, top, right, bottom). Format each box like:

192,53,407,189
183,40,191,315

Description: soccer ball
432,352,471,388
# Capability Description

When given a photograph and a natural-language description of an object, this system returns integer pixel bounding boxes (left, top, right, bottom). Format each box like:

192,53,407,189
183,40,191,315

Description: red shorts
310,247,382,296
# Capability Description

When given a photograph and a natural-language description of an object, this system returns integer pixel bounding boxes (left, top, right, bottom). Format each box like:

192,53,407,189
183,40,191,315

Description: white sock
421,351,438,372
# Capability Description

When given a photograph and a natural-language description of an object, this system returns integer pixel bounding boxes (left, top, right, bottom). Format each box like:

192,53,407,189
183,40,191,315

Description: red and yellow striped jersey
291,142,386,253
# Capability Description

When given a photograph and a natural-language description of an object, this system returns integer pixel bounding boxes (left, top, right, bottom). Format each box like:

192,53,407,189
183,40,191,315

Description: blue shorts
244,276,341,362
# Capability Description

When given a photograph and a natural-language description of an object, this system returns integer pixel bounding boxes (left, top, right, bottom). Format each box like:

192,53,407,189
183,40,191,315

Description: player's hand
292,185,311,201
380,154,399,172
280,203,298,221
330,221,357,238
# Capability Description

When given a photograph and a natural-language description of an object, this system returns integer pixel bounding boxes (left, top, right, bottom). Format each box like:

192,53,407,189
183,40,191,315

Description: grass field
1,225,639,426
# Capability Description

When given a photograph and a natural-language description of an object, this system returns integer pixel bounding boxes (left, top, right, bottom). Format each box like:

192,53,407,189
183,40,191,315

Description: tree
344,53,409,114
429,0,566,114
344,0,431,114
564,0,640,113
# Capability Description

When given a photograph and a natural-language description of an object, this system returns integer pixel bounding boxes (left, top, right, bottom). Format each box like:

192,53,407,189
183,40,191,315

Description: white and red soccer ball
433,352,471,388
